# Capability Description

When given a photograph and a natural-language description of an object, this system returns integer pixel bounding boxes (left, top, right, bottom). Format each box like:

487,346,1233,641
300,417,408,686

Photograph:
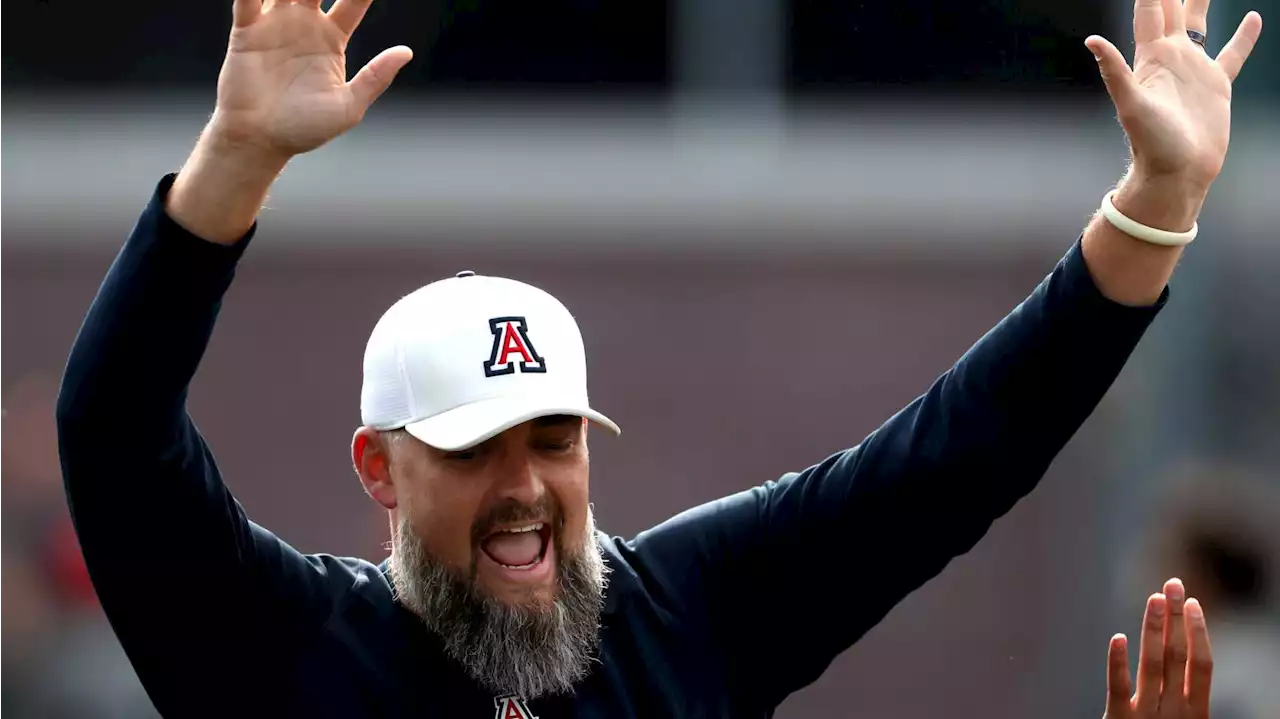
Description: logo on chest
493,693,539,719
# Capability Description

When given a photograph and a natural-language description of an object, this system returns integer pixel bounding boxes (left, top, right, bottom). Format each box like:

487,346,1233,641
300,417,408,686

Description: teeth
497,523,544,534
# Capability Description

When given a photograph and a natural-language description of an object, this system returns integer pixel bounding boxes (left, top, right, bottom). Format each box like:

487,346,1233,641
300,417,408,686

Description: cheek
400,481,484,570
549,463,592,547
410,505,478,570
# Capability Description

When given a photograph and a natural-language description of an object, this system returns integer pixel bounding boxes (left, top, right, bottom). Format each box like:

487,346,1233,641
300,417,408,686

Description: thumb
1085,35,1138,110
348,45,414,113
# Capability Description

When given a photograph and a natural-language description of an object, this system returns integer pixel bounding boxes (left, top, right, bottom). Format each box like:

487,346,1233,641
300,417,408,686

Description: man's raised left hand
1086,0,1262,223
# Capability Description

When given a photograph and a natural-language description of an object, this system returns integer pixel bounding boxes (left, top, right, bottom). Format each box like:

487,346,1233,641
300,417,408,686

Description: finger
1216,11,1263,82
1134,593,1167,714
1162,579,1189,703
1085,36,1140,109
347,45,413,113
1106,634,1133,718
1185,598,1214,718
1134,0,1166,45
299,0,323,9
327,0,374,36
1184,0,1211,34
232,0,262,28
1162,0,1187,34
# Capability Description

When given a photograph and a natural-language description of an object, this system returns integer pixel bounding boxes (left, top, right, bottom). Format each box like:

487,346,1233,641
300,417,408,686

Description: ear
352,427,398,511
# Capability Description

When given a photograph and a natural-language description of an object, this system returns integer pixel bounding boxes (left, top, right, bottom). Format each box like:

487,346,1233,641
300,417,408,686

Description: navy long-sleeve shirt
57,174,1166,718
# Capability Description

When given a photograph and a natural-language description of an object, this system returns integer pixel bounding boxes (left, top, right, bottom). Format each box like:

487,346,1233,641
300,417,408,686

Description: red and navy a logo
492,694,539,719
484,316,547,377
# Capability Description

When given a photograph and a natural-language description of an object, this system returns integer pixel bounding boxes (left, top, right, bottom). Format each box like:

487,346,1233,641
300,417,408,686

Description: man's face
364,416,607,698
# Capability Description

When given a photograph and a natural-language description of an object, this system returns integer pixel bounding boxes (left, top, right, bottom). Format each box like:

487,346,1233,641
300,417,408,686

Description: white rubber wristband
1099,190,1198,246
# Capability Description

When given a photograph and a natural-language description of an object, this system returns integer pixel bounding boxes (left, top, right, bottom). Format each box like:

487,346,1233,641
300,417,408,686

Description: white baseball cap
360,271,620,451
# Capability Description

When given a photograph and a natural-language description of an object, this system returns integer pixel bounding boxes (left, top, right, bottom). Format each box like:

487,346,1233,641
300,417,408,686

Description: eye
537,438,575,453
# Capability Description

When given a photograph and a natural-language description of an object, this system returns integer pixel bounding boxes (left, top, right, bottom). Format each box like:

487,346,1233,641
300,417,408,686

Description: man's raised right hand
166,0,410,244
214,0,412,159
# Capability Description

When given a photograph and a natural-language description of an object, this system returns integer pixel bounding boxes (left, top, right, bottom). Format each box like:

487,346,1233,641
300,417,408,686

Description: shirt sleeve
624,238,1166,710
55,174,338,713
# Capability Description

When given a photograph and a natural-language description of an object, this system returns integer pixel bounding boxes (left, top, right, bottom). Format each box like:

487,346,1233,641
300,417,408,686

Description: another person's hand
214,0,413,160
1105,578,1213,719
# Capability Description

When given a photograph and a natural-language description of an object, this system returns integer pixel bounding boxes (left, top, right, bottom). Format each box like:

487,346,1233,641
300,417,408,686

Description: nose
490,446,546,507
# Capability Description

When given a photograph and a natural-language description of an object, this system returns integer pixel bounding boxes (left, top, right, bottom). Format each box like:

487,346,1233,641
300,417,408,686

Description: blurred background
3,0,1278,717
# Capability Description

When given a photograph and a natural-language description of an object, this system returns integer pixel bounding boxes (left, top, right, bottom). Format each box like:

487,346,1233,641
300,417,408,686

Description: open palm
1085,0,1262,187
1105,579,1214,719
215,0,412,157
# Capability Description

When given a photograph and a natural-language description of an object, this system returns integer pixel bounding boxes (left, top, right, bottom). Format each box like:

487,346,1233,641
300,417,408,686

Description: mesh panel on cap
360,300,415,428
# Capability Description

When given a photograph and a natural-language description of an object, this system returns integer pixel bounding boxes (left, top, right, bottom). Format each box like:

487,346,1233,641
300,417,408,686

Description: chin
491,583,558,610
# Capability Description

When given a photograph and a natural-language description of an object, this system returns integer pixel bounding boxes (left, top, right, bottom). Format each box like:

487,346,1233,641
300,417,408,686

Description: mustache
470,495,563,545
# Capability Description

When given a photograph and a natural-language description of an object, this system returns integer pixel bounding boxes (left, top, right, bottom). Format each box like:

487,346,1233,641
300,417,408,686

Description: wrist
200,115,293,180
1111,172,1208,233
166,123,290,246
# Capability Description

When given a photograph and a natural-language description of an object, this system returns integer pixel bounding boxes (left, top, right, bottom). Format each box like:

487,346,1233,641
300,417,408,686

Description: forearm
1081,170,1207,306
698,237,1169,705
58,175,251,436
167,115,290,245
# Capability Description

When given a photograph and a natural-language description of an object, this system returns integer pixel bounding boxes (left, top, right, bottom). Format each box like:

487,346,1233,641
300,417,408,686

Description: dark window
786,0,1117,97
3,0,672,94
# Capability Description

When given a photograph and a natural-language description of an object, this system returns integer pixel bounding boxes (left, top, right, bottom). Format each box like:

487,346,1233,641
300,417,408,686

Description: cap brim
402,396,621,452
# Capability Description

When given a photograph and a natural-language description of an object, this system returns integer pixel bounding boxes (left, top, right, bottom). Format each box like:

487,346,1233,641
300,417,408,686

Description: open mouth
480,522,552,570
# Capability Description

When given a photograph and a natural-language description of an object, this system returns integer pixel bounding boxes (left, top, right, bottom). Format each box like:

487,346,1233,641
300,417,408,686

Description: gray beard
387,509,609,700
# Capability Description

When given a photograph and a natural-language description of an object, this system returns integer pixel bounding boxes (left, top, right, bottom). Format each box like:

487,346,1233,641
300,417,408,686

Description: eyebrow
441,416,581,455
